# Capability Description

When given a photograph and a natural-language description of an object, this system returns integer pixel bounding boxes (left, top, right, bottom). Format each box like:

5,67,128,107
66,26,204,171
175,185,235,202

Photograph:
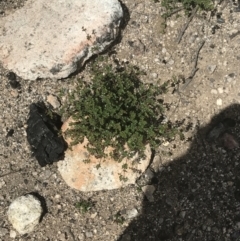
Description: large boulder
0,0,123,80
57,118,152,192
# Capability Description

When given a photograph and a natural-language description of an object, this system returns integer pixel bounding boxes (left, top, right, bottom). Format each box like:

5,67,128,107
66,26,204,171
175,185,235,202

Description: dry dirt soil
1,0,240,240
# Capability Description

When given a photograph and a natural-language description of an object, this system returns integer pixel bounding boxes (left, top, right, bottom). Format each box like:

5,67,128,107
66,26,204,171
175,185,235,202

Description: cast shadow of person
118,103,240,241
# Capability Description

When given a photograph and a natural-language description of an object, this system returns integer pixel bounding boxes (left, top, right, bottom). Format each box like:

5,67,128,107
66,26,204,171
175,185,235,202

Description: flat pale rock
0,0,123,80
58,118,151,192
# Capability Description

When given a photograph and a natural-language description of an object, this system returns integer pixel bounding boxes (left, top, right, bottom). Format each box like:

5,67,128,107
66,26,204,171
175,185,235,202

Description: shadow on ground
118,104,240,241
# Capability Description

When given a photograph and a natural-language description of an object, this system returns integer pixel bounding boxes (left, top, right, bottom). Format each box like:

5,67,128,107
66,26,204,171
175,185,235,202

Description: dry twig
180,40,205,91
177,6,199,44
0,169,22,178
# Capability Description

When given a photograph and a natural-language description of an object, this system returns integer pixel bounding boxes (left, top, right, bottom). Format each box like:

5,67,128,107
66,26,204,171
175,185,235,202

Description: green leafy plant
113,211,125,224
75,200,94,214
119,174,128,183
61,56,177,162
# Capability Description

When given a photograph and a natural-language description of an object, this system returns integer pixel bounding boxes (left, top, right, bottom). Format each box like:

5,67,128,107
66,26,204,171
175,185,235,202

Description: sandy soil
1,0,240,240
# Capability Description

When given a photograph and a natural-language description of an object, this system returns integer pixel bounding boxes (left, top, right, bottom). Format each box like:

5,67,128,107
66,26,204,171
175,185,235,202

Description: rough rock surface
0,0,123,80
57,118,151,191
26,102,66,166
7,194,43,234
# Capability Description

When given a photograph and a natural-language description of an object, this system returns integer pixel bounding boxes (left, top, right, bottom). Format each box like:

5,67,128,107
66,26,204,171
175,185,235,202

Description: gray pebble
207,65,217,74
141,185,155,202
85,231,93,238
122,208,138,219
0,227,8,237
179,211,186,219
151,72,158,79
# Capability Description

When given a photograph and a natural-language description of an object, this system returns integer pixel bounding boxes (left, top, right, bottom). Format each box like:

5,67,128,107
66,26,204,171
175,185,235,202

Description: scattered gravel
1,0,240,240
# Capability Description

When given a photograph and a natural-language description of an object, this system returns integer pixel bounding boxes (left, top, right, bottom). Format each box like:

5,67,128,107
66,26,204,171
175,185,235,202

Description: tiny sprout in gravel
155,0,214,17
60,56,177,162
75,200,94,214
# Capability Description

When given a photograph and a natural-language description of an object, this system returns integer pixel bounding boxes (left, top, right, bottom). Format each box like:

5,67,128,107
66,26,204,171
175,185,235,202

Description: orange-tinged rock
57,118,151,191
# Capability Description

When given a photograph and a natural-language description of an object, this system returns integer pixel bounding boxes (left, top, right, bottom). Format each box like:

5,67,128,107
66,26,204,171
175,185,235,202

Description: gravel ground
1,0,240,240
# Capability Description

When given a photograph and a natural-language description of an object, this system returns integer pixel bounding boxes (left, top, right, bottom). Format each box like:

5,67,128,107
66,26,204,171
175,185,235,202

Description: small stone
9,230,16,238
54,194,61,199
216,98,222,106
169,20,175,27
217,87,223,94
137,168,155,186
159,218,164,224
141,185,155,202
165,197,174,206
122,208,138,219
10,90,19,98
188,34,197,43
85,232,93,238
151,155,162,172
7,72,20,89
47,94,61,109
211,89,218,94
225,73,235,82
144,168,154,179
151,73,158,79
0,227,8,237
130,39,146,55
0,180,6,189
217,17,225,24
162,48,167,54
221,133,239,150
90,212,98,219
78,233,85,240
179,211,186,219
162,141,170,146
207,65,217,74
175,224,184,236
236,222,240,229
120,234,131,241
6,129,14,138
41,170,52,179
7,71,16,81
7,194,43,234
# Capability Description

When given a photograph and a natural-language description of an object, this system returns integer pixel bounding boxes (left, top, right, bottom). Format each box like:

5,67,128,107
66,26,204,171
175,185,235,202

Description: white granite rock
7,194,43,234
58,118,152,192
0,0,123,80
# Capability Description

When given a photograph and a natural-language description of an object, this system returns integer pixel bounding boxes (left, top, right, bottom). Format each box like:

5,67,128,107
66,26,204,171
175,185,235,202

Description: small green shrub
61,56,177,162
113,211,125,224
75,200,94,214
